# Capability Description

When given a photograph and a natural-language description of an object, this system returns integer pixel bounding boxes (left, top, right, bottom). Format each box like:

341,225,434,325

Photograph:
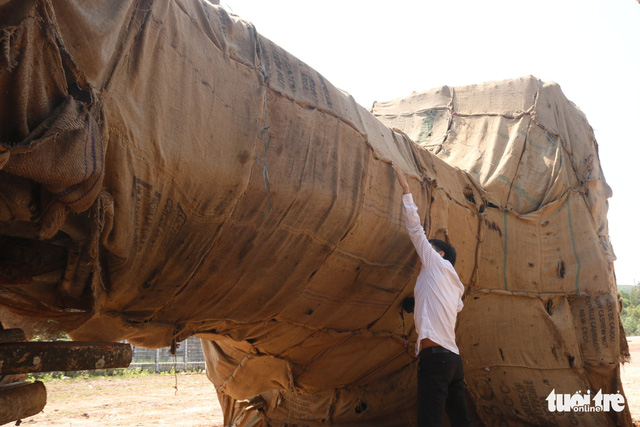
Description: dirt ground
22,373,225,426
19,339,640,426
622,336,640,424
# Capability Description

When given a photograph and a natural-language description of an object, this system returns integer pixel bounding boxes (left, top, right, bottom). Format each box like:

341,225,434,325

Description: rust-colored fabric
0,1,629,425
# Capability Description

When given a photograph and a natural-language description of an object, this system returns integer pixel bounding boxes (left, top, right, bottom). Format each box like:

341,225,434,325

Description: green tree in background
620,286,640,336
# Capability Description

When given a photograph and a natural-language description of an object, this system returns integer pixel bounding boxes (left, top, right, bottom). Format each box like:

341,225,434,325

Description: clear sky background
221,0,640,286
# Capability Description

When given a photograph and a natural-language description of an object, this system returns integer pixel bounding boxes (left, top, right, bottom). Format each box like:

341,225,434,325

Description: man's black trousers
417,347,471,427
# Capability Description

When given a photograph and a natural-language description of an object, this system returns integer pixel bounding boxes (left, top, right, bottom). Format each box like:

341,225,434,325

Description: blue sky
221,0,640,286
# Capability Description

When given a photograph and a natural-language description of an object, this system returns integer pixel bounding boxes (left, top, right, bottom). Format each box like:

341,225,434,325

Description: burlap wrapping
0,1,630,425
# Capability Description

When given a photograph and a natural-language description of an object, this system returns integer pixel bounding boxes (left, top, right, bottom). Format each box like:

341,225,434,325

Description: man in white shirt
392,162,471,427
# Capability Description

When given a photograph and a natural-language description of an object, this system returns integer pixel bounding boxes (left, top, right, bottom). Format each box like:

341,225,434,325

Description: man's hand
402,296,415,313
391,161,411,194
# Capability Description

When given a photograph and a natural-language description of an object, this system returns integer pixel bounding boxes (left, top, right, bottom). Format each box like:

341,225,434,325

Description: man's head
428,239,457,266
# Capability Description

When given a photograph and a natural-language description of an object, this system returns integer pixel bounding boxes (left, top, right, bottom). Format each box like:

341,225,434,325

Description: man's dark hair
428,239,457,266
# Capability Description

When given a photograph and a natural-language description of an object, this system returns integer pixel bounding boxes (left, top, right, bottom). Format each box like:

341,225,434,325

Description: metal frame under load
0,323,132,425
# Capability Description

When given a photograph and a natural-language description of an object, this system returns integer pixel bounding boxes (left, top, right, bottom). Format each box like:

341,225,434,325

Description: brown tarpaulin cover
0,1,630,425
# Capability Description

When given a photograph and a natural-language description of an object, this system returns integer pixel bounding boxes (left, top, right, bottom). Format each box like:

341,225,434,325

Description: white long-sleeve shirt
401,193,464,355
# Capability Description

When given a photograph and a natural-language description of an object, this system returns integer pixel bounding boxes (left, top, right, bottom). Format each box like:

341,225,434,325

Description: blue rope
257,66,274,219
545,131,556,146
